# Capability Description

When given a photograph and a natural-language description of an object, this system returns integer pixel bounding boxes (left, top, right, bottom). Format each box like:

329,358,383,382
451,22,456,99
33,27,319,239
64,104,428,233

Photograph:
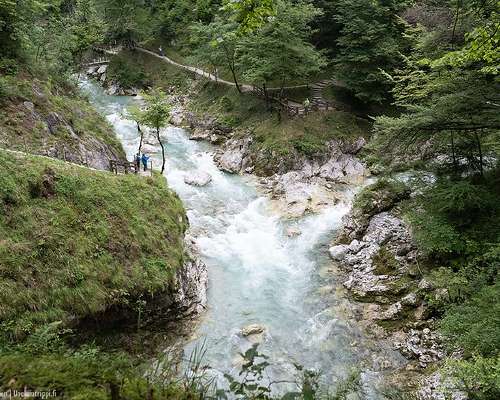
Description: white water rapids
79,78,405,398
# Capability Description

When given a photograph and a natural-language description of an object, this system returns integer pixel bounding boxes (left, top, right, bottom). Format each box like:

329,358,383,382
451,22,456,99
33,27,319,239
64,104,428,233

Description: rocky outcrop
331,211,418,302
214,136,253,173
43,135,124,171
249,139,369,218
171,236,208,317
1,98,125,170
417,371,467,400
183,112,234,144
327,184,466,398
214,136,368,181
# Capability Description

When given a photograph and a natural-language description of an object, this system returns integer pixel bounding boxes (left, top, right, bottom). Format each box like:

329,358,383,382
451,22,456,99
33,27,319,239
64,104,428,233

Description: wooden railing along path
109,159,154,176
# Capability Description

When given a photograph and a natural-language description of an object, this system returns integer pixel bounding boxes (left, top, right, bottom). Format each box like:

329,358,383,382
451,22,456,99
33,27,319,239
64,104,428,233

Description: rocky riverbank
170,102,370,219
328,181,466,399
86,64,139,96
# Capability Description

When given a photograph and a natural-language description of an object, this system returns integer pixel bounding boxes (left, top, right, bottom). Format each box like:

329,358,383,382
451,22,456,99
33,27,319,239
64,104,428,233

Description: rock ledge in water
184,171,212,187
241,324,266,337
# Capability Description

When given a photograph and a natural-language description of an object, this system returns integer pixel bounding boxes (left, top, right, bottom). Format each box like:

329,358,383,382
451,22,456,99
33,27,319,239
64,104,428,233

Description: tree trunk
451,131,457,175
109,382,121,400
229,63,241,93
263,83,271,111
222,43,241,93
157,127,166,174
137,123,143,154
475,130,484,177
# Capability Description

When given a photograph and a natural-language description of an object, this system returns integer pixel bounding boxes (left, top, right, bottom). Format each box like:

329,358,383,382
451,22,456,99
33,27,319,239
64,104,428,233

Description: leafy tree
126,104,145,155
440,281,500,357
237,0,326,106
0,0,49,60
223,0,276,33
444,355,500,400
153,0,197,40
333,0,410,103
139,89,171,174
98,0,150,46
310,0,342,53
66,0,105,64
190,17,243,91
374,58,499,176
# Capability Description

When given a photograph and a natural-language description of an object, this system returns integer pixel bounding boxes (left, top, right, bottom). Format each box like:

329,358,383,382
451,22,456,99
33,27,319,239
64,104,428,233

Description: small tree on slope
140,89,171,174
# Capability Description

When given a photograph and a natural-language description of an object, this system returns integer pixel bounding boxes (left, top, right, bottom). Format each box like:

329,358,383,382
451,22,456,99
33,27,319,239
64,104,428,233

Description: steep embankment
0,72,125,169
0,150,207,337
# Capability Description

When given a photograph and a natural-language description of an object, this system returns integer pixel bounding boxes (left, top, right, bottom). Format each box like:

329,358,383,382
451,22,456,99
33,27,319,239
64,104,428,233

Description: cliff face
0,73,126,170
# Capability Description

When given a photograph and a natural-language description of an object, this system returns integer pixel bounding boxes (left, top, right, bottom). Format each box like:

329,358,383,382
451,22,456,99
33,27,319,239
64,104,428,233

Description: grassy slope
189,80,371,169
0,72,124,158
0,150,188,339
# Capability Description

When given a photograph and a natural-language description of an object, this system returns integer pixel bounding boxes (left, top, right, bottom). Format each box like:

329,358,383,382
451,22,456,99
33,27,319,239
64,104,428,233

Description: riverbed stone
329,244,349,261
215,136,253,174
241,324,266,337
184,171,212,187
97,65,108,74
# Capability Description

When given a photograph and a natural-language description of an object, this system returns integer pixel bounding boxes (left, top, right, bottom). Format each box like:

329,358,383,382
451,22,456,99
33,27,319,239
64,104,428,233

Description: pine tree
333,0,409,103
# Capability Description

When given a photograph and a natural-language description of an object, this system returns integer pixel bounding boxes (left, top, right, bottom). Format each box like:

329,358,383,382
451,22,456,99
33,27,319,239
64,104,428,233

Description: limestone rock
417,371,467,400
215,137,253,174
97,65,108,74
172,236,208,316
184,171,212,187
329,245,349,261
240,324,266,344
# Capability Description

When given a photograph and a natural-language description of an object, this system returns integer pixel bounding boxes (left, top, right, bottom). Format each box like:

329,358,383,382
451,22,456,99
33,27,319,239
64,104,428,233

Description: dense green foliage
107,54,148,89
333,0,410,102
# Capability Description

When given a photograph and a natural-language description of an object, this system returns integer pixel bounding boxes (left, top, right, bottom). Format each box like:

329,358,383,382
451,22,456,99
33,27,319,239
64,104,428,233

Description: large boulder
241,324,266,336
97,65,108,74
184,171,212,187
329,244,349,261
318,153,367,184
215,136,253,174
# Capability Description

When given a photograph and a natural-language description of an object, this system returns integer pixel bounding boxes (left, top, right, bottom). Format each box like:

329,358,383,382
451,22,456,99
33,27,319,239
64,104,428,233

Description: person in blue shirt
141,154,150,171
135,153,141,172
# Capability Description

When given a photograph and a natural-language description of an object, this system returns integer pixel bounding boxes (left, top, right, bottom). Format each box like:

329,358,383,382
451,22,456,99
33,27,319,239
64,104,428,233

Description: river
79,78,405,398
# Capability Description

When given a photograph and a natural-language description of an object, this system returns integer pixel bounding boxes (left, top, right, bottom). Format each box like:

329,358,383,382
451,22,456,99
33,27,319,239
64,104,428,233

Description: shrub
0,58,18,75
408,175,499,258
354,178,410,217
291,135,324,156
440,282,500,357
219,95,233,112
444,356,500,400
